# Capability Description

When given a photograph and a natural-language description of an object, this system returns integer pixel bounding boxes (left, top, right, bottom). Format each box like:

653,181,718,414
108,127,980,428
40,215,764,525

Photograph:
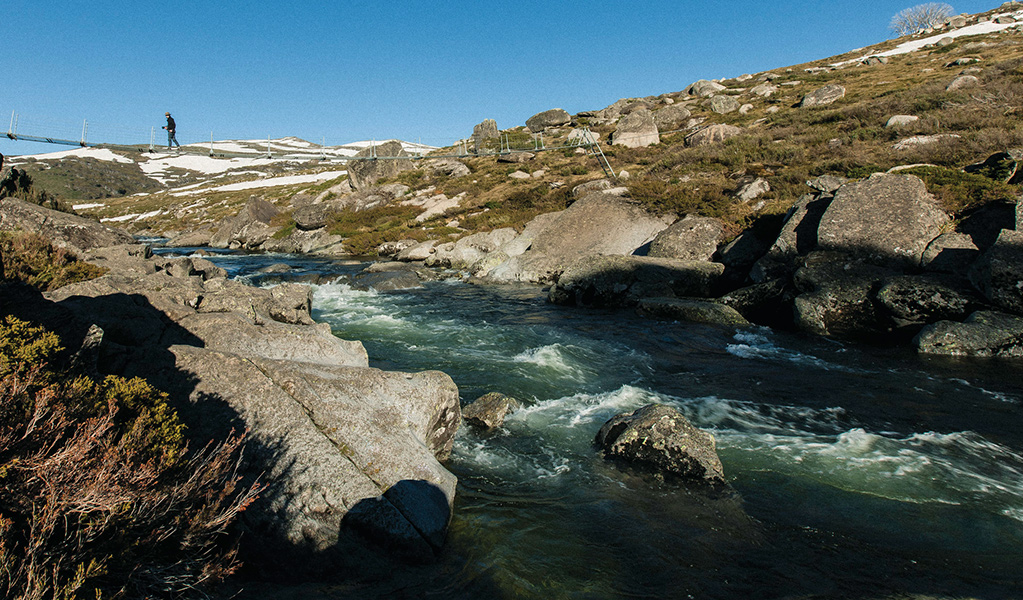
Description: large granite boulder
792,252,895,339
483,193,673,284
33,245,461,570
548,255,724,307
347,140,414,191
0,198,134,254
292,203,329,230
751,193,832,283
816,173,949,268
876,274,983,327
652,105,692,132
210,196,280,250
709,95,740,114
648,214,724,261
595,404,725,485
526,109,571,132
471,119,499,144
914,311,1023,357
611,109,659,148
426,228,517,270
968,229,1023,314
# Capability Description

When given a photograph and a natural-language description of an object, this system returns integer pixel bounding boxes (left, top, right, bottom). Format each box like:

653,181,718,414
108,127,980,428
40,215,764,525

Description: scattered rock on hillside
947,75,980,91
734,177,770,203
347,140,414,191
426,158,470,178
611,109,660,148
686,80,726,97
886,115,919,127
750,83,778,97
799,84,845,107
893,134,961,150
709,95,740,114
497,152,535,163
806,174,849,193
652,105,692,132
526,108,571,132
595,404,725,484
686,124,742,147
964,150,1023,184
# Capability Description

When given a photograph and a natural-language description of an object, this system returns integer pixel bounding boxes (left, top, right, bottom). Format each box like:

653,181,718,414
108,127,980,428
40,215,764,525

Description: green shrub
0,231,107,291
0,317,261,598
900,165,1020,213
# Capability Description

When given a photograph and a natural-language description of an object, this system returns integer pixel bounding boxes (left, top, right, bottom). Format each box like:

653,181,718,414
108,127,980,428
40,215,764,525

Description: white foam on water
949,378,1020,404
726,328,855,372
511,344,593,382
723,423,1023,518
511,384,663,432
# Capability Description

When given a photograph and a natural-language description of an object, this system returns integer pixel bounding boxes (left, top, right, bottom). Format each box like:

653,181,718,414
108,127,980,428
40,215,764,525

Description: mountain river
178,249,1023,599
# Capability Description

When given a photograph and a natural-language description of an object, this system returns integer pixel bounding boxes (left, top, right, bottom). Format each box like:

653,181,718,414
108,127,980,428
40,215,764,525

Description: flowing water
195,251,1023,599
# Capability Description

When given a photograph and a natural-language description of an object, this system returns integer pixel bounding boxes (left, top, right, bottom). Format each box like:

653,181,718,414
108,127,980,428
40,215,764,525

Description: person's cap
165,112,170,115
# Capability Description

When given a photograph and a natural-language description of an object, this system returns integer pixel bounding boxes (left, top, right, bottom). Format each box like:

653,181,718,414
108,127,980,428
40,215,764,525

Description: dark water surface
198,252,1023,599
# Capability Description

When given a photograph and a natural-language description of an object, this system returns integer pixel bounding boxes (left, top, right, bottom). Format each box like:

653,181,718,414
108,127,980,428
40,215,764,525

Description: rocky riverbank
0,198,462,579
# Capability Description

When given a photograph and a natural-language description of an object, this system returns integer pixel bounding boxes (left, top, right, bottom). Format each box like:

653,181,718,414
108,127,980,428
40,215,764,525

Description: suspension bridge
3,110,617,180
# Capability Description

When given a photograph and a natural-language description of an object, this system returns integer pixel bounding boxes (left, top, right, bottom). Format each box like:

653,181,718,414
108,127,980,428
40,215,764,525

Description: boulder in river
463,392,522,430
595,404,725,485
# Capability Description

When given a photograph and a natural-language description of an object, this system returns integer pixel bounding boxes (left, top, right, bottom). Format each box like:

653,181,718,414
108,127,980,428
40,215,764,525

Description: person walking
163,112,180,149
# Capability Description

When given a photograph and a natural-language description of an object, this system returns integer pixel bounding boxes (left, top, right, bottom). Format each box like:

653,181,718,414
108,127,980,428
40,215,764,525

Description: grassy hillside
46,6,1023,250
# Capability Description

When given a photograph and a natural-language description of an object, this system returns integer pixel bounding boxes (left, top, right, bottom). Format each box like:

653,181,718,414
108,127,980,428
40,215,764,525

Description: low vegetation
0,231,107,291
0,238,262,599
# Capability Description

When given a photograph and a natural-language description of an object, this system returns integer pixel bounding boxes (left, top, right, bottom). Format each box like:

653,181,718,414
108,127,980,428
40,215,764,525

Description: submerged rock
595,404,725,484
463,392,522,430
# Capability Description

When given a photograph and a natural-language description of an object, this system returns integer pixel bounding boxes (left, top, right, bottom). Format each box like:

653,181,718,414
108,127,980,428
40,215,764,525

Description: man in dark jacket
163,112,180,149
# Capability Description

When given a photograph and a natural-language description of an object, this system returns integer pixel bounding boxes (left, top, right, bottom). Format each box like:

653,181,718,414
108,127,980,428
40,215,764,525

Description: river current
185,250,1023,599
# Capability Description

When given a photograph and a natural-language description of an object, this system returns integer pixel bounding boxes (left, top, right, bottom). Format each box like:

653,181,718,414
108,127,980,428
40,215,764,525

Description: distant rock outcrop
347,140,414,191
611,109,660,148
0,198,135,253
483,192,674,284
526,108,572,132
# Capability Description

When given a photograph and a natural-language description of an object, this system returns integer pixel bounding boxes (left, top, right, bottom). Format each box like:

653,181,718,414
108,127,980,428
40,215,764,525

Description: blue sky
0,1,1000,156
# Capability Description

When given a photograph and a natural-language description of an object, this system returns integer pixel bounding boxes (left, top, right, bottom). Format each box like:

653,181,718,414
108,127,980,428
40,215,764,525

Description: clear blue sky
0,1,999,156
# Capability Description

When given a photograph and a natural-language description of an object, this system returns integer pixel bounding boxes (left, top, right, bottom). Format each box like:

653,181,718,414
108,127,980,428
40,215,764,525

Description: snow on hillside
11,137,436,190
169,170,348,196
833,7,1023,67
